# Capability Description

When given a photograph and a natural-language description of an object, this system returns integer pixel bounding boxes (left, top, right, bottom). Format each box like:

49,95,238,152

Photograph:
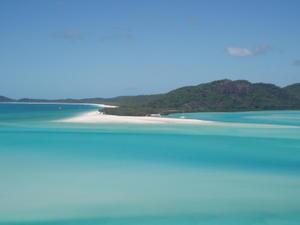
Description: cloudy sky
0,0,299,98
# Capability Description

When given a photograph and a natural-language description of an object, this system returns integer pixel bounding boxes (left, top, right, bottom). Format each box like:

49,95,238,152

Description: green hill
284,83,300,100
0,96,13,102
103,80,300,115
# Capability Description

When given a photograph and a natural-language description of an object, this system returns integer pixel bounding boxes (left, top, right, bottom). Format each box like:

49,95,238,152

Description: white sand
59,111,212,125
0,101,117,108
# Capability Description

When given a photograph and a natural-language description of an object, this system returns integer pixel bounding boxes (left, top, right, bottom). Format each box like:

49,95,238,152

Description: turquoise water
168,111,300,126
0,104,300,225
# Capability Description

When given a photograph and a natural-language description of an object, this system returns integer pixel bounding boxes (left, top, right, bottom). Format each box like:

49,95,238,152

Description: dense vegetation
284,83,300,100
0,96,13,102
1,79,300,116
102,80,300,115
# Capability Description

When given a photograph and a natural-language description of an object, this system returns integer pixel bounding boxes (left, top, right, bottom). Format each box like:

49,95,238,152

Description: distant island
1,79,300,116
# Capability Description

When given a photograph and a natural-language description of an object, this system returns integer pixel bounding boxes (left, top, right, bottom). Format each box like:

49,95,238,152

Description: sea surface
0,103,300,225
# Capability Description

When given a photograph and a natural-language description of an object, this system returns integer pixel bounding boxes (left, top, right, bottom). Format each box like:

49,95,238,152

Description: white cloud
226,45,271,57
227,47,253,57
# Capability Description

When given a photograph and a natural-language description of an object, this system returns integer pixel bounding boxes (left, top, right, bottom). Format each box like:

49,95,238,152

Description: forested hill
284,83,300,100
103,79,300,115
0,96,13,102
1,79,300,116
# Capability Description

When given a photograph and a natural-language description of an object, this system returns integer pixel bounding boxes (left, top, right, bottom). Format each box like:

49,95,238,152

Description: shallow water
168,110,300,126
0,104,299,225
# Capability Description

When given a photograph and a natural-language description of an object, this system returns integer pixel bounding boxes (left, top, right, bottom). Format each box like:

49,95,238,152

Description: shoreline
57,111,299,128
2,102,297,127
58,111,213,125
0,101,117,108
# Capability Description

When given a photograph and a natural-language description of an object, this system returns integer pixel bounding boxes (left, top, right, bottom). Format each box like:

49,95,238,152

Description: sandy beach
0,101,117,108
58,111,299,128
59,111,212,125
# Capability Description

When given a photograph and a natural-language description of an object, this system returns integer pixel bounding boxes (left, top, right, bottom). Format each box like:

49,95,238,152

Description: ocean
0,103,299,225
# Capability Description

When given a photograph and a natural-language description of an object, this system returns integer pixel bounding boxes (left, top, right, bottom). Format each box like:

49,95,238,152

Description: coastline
58,111,213,125
0,101,117,108
2,102,298,127
57,111,299,128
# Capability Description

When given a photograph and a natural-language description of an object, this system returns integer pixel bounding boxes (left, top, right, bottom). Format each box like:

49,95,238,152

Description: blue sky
0,0,299,98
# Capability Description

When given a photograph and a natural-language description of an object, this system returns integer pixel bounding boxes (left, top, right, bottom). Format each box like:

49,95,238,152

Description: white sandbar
59,111,212,125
